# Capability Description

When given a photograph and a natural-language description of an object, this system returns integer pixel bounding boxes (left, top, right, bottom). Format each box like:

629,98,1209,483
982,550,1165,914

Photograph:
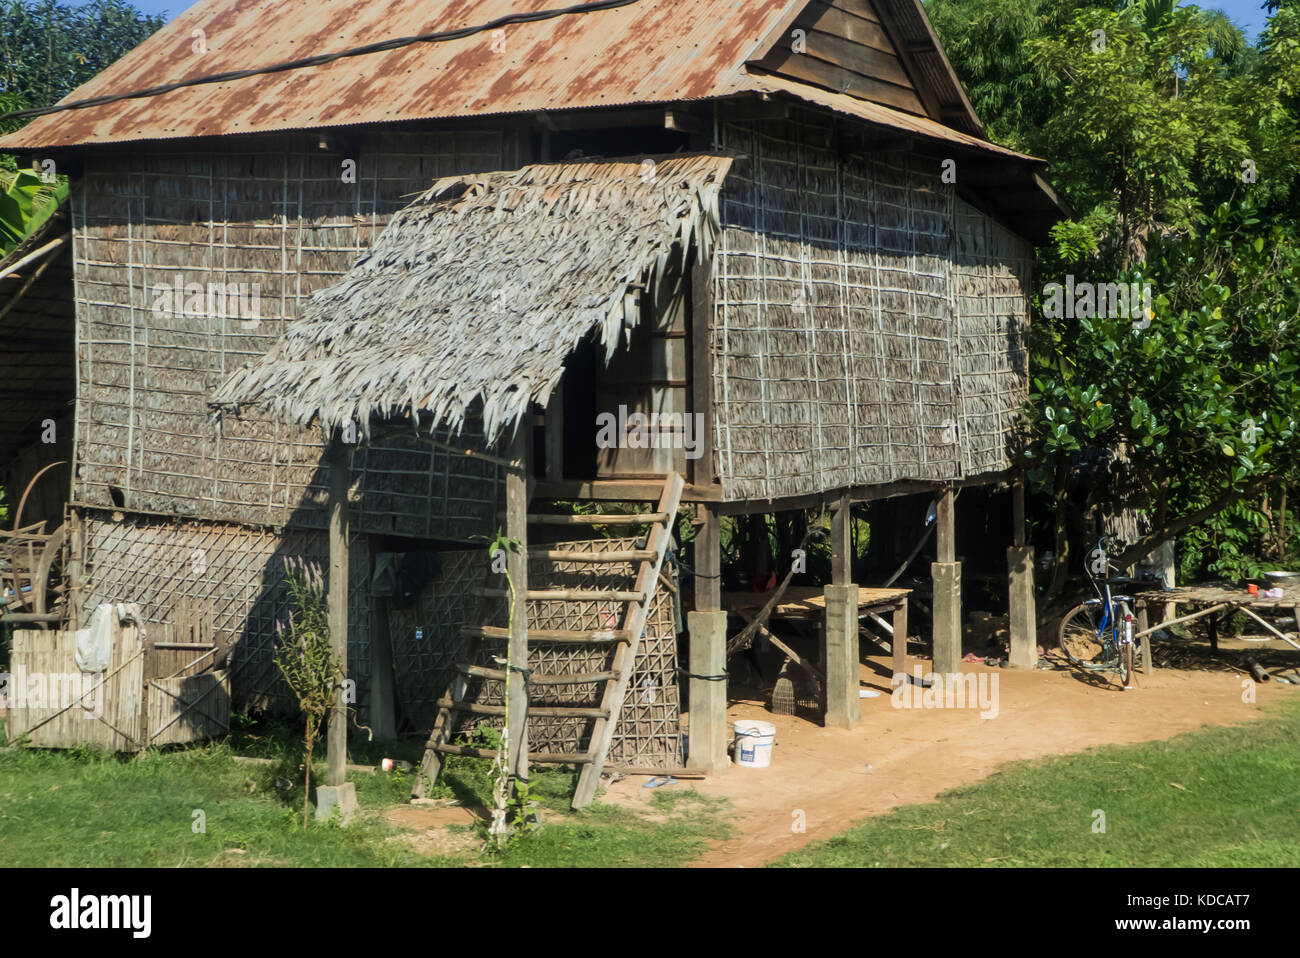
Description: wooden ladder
414,472,685,809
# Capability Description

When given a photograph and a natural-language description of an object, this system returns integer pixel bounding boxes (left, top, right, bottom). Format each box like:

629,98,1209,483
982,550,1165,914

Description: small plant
272,556,341,828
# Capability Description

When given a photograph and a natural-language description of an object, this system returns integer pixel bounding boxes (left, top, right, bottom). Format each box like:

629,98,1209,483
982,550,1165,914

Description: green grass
0,719,732,867
773,698,1300,868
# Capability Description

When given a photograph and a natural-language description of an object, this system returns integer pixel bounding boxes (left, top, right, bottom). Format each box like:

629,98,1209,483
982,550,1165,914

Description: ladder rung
533,670,619,686
435,697,606,720
529,705,609,719
437,697,504,716
474,587,643,602
432,743,593,764
453,664,619,686
460,625,631,644
528,512,668,526
538,549,655,563
454,663,506,681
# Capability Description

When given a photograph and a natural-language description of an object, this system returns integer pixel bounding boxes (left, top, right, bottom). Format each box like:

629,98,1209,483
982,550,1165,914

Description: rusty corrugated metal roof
751,75,1040,164
0,0,802,148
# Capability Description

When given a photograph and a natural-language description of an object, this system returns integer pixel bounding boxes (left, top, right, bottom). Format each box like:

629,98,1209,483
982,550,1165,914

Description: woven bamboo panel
954,200,1034,477
714,108,1031,501
79,508,372,719
70,130,505,538
394,537,683,768
147,672,231,746
386,548,488,733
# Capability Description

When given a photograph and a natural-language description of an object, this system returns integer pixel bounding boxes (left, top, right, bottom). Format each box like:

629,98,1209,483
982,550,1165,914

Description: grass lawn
773,697,1300,868
0,718,733,867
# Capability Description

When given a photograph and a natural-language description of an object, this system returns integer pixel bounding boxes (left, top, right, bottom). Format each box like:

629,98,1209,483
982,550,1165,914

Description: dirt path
601,654,1290,868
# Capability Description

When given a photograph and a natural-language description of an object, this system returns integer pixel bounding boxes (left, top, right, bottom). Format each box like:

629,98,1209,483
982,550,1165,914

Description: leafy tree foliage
928,0,1300,585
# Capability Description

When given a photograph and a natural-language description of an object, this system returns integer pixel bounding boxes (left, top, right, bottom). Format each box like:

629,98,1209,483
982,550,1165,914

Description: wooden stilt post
506,427,530,787
1008,480,1038,670
932,485,961,677
326,439,350,789
688,504,727,772
825,492,860,728
316,437,357,823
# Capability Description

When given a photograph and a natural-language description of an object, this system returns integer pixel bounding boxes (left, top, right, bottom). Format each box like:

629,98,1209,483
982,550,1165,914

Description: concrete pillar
931,561,962,676
824,583,861,728
1007,545,1037,670
687,609,728,772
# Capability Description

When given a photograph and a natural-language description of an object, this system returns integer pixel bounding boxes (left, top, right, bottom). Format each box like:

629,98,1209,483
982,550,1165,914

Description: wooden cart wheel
33,522,67,626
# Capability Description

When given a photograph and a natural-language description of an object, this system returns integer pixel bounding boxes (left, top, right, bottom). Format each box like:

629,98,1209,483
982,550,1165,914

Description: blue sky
125,0,1275,37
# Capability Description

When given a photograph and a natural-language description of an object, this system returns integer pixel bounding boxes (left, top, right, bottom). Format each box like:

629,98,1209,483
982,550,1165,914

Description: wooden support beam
695,504,722,613
688,502,725,772
690,252,716,487
831,491,852,586
326,439,350,789
1013,480,1027,549
936,486,955,563
544,381,564,482
505,427,530,786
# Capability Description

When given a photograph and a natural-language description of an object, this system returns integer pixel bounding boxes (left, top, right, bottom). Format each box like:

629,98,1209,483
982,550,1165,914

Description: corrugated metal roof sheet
0,0,802,148
751,75,1040,164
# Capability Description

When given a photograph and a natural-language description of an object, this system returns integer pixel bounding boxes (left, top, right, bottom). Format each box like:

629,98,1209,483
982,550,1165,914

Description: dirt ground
601,646,1296,868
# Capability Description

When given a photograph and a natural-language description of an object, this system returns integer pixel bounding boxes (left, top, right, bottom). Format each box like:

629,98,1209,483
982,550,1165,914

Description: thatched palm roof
212,153,732,441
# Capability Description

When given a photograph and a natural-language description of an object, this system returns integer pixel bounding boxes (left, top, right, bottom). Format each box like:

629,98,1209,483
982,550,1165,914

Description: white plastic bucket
733,720,776,768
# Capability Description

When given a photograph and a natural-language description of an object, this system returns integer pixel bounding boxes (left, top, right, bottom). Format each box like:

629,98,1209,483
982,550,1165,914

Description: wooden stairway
414,472,685,809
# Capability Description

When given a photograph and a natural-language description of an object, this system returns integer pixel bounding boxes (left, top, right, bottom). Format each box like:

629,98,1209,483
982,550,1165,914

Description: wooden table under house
724,586,911,705
1134,586,1300,670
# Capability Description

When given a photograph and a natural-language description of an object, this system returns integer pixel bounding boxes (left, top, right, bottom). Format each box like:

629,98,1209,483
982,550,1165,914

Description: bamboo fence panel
389,537,684,768
80,508,371,718
7,626,142,749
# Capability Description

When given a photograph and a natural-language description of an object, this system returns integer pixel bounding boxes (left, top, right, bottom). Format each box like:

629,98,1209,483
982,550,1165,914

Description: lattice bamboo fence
80,508,372,719
388,538,684,768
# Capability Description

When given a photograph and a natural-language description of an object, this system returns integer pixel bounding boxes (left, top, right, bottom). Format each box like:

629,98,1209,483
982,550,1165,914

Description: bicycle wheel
1059,601,1119,671
1119,638,1135,687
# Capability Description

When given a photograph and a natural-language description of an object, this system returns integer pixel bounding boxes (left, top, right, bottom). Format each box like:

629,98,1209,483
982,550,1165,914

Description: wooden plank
801,28,914,89
537,549,655,563
802,1,892,52
690,252,716,487
755,50,926,115
830,0,882,25
528,512,669,526
936,486,955,564
433,743,591,764
474,587,643,603
533,478,722,502
460,625,631,644
505,428,530,786
695,504,722,612
831,492,852,586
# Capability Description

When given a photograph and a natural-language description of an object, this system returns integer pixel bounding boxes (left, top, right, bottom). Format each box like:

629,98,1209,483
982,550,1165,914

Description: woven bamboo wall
714,109,1033,501
79,508,372,718
70,130,507,540
954,201,1033,477
389,538,683,769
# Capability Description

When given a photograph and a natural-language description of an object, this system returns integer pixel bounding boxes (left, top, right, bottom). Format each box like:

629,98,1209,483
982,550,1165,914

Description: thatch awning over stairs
212,153,733,442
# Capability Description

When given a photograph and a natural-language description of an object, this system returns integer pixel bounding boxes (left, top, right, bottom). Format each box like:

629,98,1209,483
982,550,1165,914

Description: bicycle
1058,536,1143,689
